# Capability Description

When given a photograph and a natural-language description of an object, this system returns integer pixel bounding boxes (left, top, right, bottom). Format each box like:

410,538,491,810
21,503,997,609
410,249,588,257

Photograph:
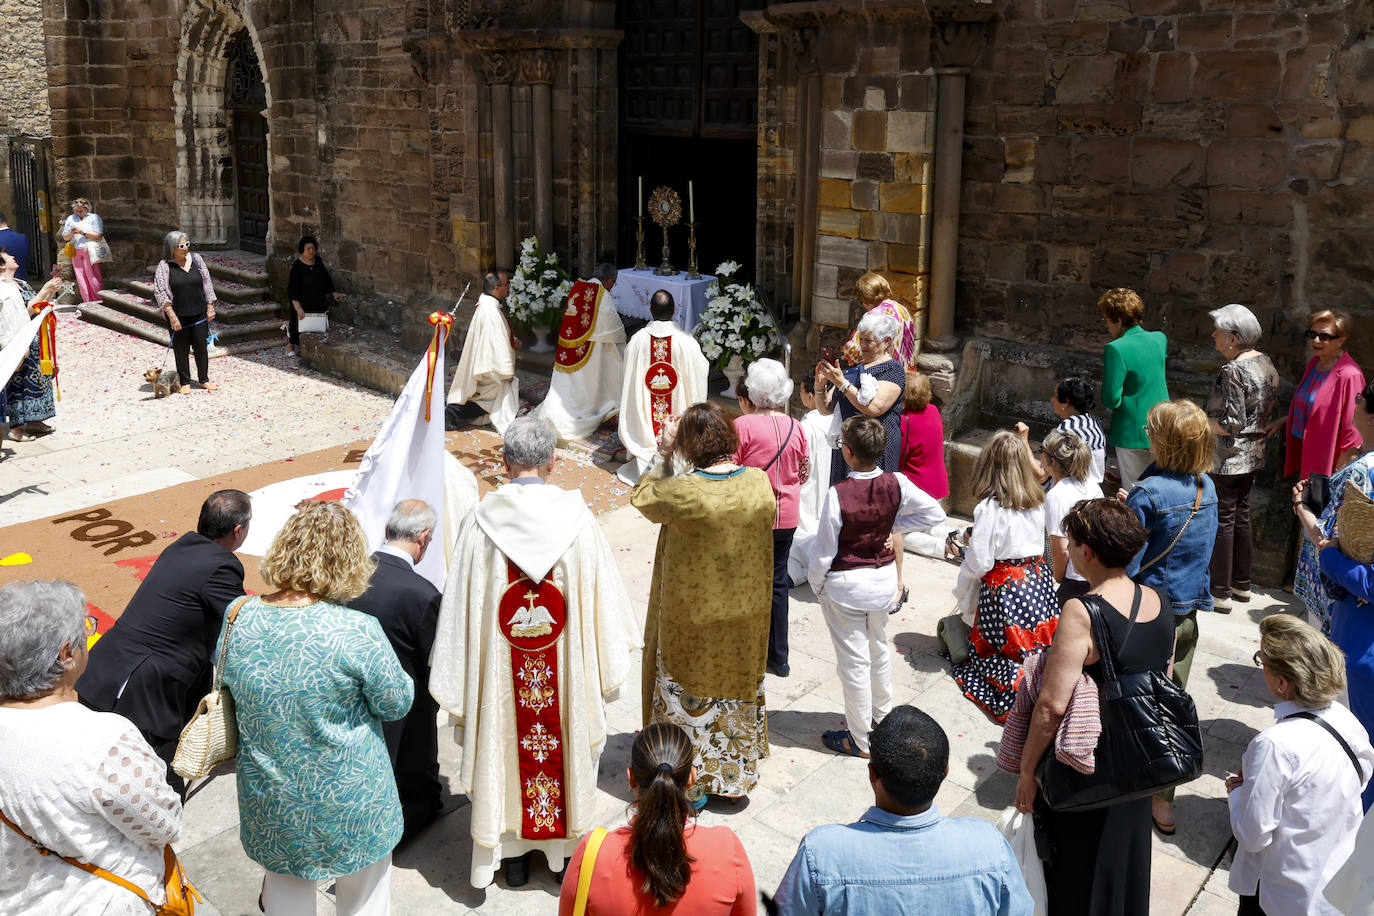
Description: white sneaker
1213,596,1233,613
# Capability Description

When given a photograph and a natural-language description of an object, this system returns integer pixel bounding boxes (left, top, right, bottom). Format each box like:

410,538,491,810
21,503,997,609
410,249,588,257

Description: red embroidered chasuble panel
499,560,569,839
646,334,679,438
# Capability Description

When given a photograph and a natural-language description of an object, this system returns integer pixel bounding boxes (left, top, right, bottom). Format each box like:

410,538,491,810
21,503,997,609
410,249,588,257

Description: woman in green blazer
1099,288,1170,489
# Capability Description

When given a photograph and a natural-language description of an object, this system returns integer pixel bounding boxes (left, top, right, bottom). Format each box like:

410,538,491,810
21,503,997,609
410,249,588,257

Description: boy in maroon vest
808,416,946,757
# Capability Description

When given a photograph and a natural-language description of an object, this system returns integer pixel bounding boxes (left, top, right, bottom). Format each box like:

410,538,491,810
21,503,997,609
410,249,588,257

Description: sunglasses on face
1252,650,1264,667
1306,329,1339,342
178,241,191,249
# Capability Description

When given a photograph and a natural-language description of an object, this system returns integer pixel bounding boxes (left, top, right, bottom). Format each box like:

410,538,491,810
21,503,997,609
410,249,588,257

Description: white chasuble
429,482,640,887
448,293,520,433
616,320,709,485
531,279,626,441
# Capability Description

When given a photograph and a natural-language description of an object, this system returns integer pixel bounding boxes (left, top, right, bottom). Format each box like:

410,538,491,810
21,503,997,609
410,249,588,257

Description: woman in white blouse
1228,614,1374,916
950,430,1060,723
0,580,182,915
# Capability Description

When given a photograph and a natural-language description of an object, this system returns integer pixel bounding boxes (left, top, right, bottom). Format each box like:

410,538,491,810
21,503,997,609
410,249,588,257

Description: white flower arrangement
693,260,782,370
507,236,572,330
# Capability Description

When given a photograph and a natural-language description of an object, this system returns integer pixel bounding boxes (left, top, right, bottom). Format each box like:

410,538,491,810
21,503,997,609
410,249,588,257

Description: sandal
200,381,220,391
7,428,34,442
944,531,966,562
822,729,869,758
890,586,909,615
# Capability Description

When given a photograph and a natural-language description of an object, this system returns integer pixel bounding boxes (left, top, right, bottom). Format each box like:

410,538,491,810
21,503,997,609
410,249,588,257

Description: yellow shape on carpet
0,552,33,566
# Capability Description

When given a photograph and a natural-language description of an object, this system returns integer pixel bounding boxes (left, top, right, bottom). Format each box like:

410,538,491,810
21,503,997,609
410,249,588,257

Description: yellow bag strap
571,826,610,916
0,806,161,907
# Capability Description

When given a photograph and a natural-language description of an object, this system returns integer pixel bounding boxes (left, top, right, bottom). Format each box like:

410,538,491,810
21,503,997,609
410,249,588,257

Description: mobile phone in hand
51,264,61,278
820,345,837,364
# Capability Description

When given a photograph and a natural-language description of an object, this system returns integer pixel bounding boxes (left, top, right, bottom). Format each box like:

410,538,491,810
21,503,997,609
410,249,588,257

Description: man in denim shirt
775,706,1033,915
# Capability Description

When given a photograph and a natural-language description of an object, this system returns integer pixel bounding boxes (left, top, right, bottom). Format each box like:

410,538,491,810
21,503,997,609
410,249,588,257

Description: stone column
788,29,820,329
523,50,555,250
481,53,516,267
926,65,966,351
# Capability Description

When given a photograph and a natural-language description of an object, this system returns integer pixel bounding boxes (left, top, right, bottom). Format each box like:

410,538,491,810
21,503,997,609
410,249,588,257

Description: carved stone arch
174,0,273,247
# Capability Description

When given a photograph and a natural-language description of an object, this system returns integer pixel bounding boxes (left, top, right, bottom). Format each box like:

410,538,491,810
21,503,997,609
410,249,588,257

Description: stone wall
811,23,935,336
957,0,1374,381
0,0,51,138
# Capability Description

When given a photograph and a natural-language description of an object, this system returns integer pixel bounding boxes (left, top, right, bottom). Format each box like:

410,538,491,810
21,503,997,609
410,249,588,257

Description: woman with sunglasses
152,230,220,392
1284,309,1365,480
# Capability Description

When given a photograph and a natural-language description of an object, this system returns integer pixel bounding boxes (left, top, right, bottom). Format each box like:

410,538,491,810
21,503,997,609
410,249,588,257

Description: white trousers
1116,446,1152,491
819,591,894,755
263,854,392,916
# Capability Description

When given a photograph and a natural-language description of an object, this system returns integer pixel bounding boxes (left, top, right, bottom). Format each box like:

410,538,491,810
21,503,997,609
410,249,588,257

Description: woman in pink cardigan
1284,309,1365,479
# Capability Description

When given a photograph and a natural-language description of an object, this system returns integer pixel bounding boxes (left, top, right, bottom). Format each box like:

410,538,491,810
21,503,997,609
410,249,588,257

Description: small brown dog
145,368,182,398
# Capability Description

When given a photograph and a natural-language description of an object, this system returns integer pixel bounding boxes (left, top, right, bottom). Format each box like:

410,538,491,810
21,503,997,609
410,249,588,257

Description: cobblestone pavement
2,317,1280,915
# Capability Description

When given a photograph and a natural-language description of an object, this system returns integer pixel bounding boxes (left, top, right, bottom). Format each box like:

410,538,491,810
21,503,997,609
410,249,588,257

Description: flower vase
529,323,556,353
721,354,745,398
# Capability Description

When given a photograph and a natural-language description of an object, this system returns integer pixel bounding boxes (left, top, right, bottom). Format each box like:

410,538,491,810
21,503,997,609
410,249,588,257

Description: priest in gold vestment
429,417,640,887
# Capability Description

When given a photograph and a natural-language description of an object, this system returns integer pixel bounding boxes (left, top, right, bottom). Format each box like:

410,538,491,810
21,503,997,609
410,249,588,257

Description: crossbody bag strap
0,807,158,909
761,418,796,473
1138,477,1204,574
1080,594,1119,685
1284,711,1367,781
571,826,610,916
213,595,251,692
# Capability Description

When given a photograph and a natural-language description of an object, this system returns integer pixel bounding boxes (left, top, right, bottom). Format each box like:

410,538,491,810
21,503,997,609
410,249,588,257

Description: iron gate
7,136,55,280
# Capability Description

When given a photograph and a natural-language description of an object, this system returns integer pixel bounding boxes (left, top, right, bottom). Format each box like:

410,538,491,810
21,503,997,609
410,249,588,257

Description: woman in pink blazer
1284,309,1366,479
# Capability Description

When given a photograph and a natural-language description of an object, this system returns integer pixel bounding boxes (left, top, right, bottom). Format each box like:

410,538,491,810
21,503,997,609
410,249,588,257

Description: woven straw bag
172,596,248,782
1336,481,1374,565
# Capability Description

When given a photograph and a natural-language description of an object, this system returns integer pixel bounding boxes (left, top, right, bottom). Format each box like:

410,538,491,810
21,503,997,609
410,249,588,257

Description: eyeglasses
1252,650,1264,668
177,241,191,249
83,616,98,637
1306,329,1339,342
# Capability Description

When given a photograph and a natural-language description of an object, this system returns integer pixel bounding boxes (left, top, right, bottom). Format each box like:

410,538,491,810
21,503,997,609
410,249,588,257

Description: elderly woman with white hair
735,357,810,676
1205,303,1280,612
0,580,183,914
152,228,220,392
816,309,906,486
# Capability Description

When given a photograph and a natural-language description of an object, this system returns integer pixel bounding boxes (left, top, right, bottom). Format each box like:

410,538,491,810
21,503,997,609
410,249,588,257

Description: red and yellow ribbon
33,301,59,401
423,312,453,421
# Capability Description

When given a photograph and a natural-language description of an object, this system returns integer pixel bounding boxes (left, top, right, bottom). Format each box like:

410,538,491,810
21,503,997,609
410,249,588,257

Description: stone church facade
20,0,1374,575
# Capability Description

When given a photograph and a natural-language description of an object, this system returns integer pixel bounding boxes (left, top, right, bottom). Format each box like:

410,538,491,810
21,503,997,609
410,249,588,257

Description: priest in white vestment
531,263,625,441
429,416,640,888
448,269,520,432
615,289,709,485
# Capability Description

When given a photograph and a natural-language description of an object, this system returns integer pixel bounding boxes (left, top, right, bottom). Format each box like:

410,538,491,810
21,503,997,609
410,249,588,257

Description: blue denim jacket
774,805,1033,916
1126,465,1219,615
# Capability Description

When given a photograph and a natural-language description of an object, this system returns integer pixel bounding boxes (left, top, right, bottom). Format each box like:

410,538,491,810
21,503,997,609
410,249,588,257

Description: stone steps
100,287,279,325
77,301,284,356
124,276,270,306
198,251,269,286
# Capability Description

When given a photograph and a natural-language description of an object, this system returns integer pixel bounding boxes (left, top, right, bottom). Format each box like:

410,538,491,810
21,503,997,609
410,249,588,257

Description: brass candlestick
655,225,675,276
634,213,647,270
686,220,700,279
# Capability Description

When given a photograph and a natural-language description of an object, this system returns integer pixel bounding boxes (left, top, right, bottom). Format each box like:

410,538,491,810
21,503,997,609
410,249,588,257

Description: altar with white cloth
610,267,716,331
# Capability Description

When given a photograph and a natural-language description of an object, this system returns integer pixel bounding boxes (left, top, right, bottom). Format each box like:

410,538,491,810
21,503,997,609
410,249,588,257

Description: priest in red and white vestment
616,289,708,485
429,416,640,888
448,269,520,432
531,263,625,441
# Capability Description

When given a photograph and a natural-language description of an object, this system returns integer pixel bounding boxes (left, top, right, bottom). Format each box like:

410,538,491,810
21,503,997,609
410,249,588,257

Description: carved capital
519,49,555,85
932,20,987,69
785,27,820,76
478,51,515,84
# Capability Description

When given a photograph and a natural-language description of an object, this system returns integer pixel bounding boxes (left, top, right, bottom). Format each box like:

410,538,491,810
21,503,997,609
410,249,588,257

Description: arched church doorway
225,28,268,254
617,1,763,279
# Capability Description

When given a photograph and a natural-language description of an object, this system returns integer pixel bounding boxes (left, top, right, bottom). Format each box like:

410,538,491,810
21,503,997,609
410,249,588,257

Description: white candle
638,176,643,213
688,180,694,223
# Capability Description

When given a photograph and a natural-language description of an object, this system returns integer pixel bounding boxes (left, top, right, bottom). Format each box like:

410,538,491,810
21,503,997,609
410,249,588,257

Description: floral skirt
952,556,1060,723
6,340,55,426
650,651,768,801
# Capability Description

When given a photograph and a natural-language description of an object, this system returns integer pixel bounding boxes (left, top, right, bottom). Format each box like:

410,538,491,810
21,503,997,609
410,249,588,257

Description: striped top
1057,413,1107,485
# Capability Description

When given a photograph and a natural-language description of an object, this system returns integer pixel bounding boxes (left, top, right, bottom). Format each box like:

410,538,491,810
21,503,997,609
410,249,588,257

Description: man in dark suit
347,498,444,843
0,212,30,283
77,489,250,795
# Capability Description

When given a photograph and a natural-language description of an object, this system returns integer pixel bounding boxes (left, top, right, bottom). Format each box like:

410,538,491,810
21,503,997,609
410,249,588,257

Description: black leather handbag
1037,587,1204,812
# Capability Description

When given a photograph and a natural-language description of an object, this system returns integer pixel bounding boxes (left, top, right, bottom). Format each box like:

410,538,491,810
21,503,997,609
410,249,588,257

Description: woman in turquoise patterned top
217,501,413,916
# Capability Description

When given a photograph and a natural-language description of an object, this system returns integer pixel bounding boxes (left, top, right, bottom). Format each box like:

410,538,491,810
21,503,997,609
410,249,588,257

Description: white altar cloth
610,267,716,331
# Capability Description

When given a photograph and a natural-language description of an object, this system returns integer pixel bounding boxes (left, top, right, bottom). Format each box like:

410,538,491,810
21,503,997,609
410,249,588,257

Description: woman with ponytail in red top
558,723,757,914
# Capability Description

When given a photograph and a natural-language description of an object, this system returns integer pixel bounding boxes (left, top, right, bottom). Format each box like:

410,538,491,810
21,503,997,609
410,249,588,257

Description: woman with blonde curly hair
1123,399,1218,837
950,430,1060,722
218,501,413,915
